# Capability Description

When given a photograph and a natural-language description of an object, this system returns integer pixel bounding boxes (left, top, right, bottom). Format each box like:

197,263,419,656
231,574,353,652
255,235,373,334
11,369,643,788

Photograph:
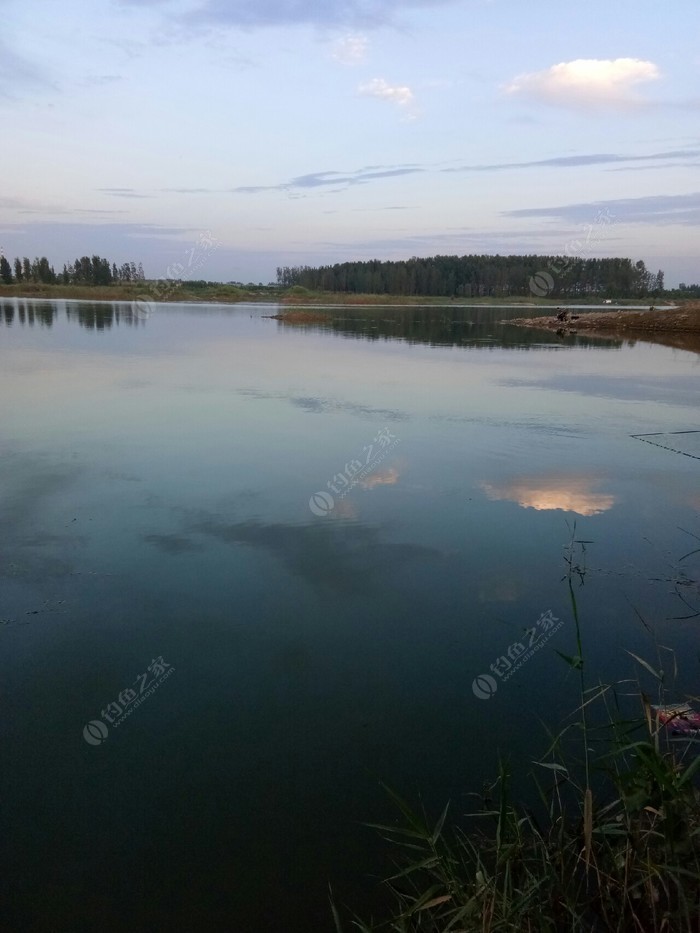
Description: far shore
0,282,680,308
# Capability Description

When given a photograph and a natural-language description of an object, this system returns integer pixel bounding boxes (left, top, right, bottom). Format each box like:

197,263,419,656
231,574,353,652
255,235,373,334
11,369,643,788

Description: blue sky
1,0,699,284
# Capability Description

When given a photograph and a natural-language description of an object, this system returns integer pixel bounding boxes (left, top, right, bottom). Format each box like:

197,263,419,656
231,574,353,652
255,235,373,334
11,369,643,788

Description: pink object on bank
654,704,700,736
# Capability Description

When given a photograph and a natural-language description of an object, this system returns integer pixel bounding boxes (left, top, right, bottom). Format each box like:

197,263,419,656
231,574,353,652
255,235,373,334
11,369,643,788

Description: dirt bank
509,302,700,334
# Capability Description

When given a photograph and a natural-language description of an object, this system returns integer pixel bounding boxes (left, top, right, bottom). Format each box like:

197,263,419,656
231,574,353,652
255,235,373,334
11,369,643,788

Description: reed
335,529,700,932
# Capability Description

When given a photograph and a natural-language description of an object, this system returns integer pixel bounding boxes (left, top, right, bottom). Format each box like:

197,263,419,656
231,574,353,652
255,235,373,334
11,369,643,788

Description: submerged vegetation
336,532,700,932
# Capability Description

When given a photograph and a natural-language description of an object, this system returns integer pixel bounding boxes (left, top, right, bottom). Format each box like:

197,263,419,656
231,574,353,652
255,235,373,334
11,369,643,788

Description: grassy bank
0,282,548,305
0,282,670,307
0,281,277,303
278,289,551,307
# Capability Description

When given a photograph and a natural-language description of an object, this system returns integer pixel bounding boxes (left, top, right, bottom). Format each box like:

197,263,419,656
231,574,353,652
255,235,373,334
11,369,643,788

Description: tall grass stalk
334,531,700,932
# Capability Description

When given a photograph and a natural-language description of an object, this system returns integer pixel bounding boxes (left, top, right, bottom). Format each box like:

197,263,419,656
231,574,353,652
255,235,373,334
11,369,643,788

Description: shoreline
508,302,700,335
507,302,700,355
0,284,680,308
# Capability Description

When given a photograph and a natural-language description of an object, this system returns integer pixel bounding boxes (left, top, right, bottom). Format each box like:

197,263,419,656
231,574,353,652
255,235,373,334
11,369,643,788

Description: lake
1,298,699,931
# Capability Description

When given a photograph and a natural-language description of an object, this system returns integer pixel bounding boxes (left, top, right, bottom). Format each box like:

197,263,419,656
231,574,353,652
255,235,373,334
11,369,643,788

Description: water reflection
1,299,698,358
65,302,147,329
176,514,445,595
360,467,400,490
0,298,625,350
0,298,147,330
481,474,616,516
274,305,622,351
0,299,58,327
2,297,698,933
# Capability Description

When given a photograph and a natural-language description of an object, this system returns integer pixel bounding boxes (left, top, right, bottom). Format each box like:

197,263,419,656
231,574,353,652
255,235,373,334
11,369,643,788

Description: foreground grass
336,534,700,932
338,716,700,932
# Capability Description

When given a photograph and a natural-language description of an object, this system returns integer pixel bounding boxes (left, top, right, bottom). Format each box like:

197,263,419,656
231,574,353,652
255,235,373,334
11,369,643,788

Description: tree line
670,282,700,298
277,255,666,298
0,254,145,286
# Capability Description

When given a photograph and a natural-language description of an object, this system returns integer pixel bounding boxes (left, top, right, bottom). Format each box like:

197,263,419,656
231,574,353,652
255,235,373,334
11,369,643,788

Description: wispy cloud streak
505,192,700,226
445,149,700,173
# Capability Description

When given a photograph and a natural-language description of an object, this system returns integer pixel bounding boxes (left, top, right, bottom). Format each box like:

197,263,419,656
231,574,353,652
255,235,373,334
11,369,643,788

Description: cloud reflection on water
481,474,615,516
359,466,400,490
186,514,443,594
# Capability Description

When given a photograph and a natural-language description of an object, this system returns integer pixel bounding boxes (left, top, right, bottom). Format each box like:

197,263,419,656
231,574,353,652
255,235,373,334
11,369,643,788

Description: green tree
13,258,22,282
36,257,56,283
0,255,13,284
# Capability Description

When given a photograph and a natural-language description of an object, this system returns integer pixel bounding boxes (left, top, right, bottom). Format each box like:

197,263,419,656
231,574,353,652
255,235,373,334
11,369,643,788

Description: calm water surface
1,299,699,931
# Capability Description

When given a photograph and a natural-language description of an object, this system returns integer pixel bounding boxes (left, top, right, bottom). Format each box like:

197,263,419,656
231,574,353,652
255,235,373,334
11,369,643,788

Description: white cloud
331,34,369,64
358,77,416,117
505,58,661,110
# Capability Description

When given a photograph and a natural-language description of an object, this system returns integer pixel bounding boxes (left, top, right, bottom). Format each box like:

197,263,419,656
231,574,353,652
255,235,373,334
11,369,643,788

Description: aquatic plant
335,530,700,932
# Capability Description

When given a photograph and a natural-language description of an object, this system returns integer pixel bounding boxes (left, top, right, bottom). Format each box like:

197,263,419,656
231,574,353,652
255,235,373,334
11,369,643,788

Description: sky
1,0,699,285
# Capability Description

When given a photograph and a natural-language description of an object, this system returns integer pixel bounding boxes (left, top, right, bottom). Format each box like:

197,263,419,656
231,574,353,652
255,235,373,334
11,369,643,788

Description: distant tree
90,255,112,285
112,262,119,282
276,254,663,299
13,258,22,282
633,259,650,297
74,256,93,284
0,256,13,285
669,281,700,298
22,257,31,282
137,262,145,280
0,255,13,284
36,257,56,283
